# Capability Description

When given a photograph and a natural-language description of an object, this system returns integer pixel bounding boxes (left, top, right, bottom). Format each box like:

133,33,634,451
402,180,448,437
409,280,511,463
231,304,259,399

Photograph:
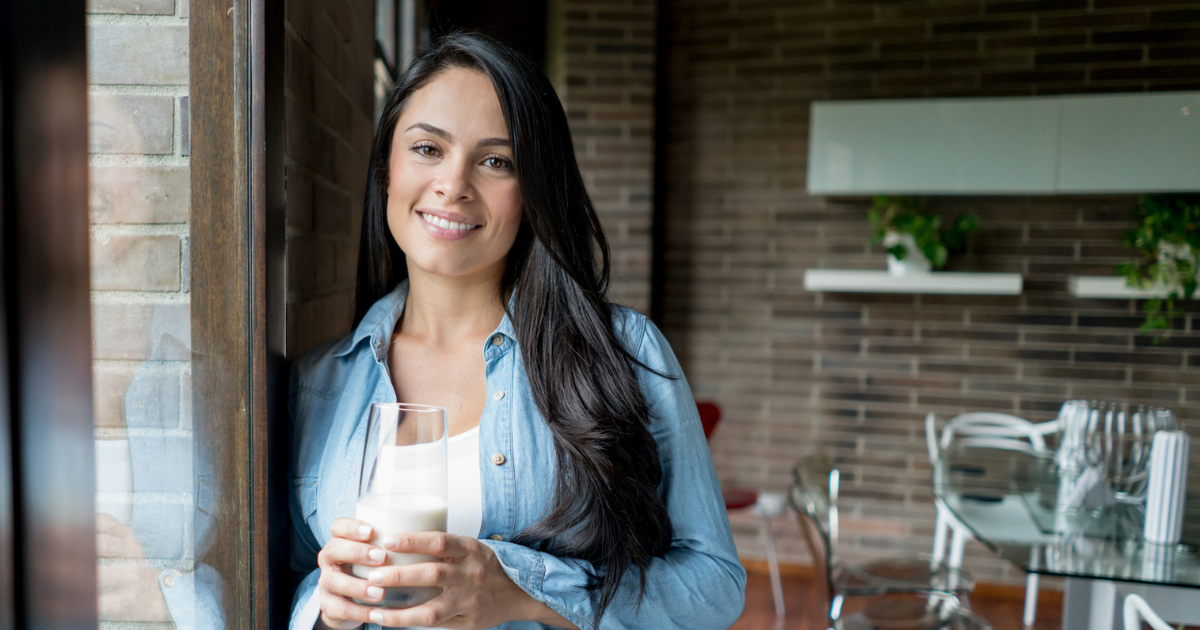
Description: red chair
698,401,786,619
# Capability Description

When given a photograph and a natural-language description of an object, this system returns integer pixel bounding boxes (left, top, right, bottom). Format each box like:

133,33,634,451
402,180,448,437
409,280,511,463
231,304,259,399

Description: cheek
495,186,524,231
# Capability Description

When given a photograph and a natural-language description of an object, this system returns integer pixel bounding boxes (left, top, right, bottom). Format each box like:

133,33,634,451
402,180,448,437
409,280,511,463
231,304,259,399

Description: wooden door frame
191,0,287,627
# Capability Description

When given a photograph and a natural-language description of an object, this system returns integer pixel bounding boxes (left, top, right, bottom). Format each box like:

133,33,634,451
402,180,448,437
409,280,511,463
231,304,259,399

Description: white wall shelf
1069,276,1167,299
803,269,1023,295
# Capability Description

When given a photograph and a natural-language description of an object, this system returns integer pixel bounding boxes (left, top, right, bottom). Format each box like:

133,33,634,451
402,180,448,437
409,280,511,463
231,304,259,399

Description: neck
399,262,507,348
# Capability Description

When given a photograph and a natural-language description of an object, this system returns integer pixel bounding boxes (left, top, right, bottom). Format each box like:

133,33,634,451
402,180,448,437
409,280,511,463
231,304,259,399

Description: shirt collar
331,280,518,358
331,281,409,358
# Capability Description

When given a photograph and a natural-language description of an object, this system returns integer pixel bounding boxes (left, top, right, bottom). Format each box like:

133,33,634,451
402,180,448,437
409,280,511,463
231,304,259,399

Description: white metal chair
925,412,1060,627
1124,593,1177,630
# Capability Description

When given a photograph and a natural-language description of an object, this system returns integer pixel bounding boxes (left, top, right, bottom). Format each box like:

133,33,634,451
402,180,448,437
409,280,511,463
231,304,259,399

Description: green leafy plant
868,196,980,269
1116,195,1200,339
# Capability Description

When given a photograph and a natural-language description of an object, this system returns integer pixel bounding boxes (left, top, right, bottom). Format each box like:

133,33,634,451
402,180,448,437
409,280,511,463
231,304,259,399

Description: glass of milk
352,403,448,609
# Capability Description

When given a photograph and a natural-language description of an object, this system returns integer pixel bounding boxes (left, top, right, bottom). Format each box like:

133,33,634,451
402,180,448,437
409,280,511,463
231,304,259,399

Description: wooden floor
732,571,1063,630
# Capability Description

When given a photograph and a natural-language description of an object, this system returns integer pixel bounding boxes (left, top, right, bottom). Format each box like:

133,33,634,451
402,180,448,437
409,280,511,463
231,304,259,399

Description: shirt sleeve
481,317,747,630
288,381,328,630
158,563,226,630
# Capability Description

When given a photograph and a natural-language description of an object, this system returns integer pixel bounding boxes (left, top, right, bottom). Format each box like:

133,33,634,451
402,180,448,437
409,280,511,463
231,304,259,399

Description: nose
430,156,474,203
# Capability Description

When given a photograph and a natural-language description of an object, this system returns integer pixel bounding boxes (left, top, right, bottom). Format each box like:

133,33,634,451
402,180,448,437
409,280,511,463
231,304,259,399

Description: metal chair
1123,593,1176,630
697,401,786,620
789,453,982,630
925,412,1058,627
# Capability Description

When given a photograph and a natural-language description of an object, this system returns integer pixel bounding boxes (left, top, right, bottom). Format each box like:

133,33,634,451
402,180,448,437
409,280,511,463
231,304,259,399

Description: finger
317,588,378,626
384,531,471,559
364,561,457,588
367,603,444,629
317,538,389,570
96,532,144,559
318,567,386,604
96,512,124,534
330,517,375,542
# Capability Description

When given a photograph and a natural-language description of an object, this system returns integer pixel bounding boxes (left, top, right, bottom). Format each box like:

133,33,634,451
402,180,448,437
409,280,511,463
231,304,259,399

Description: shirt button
163,575,176,587
490,534,504,541
492,390,505,401
491,334,504,346
492,453,506,466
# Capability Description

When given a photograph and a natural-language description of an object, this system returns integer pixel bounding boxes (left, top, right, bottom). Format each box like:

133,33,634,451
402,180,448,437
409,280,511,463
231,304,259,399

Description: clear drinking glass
352,403,448,608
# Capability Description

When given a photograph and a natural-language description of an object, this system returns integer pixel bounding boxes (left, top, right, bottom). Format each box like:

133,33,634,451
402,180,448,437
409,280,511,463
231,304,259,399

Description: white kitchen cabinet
807,92,1200,195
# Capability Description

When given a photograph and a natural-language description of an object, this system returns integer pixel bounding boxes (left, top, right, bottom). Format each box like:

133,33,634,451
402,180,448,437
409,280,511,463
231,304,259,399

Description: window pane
87,3,209,628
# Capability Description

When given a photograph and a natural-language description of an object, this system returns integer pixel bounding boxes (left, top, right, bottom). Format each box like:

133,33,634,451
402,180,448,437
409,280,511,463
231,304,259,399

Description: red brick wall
662,0,1200,584
549,0,658,312
284,0,375,358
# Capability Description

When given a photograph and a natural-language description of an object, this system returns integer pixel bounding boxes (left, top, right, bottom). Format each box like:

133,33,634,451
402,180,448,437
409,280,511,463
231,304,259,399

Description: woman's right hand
316,518,395,630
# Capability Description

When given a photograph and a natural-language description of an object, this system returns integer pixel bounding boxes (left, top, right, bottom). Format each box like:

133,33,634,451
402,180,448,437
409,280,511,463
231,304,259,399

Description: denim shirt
287,282,746,630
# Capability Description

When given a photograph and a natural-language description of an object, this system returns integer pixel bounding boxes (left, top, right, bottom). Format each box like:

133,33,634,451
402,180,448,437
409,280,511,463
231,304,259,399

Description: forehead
398,67,509,139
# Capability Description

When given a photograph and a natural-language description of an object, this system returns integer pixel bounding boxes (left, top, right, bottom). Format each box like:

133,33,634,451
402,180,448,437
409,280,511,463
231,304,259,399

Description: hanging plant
1116,195,1200,339
868,196,980,275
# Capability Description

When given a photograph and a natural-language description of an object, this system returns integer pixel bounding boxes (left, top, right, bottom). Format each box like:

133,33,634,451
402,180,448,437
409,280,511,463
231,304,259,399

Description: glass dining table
934,445,1200,629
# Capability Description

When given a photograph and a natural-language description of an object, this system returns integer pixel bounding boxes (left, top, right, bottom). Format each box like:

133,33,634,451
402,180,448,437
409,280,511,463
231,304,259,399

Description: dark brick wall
662,0,1200,584
549,0,657,312
285,0,375,358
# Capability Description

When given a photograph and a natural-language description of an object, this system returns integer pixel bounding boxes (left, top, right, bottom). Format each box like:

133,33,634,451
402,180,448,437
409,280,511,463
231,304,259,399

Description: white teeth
420,212,477,231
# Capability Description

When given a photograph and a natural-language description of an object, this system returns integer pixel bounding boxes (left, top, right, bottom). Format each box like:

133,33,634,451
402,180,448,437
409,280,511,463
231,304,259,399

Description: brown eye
411,143,439,157
484,156,512,170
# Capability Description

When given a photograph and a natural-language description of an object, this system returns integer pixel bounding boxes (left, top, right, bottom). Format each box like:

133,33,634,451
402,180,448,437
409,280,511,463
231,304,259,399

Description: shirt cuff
158,569,195,630
291,580,324,628
480,539,591,630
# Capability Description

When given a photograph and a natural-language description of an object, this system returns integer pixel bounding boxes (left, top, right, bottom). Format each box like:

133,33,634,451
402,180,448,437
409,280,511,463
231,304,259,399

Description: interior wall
662,0,1200,584
548,0,658,312
284,0,375,359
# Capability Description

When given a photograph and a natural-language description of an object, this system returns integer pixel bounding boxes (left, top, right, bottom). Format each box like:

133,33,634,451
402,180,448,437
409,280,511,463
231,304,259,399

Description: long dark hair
353,33,672,622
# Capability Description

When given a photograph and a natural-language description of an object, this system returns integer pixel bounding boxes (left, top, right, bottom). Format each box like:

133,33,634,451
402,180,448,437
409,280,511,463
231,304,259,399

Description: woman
288,33,745,630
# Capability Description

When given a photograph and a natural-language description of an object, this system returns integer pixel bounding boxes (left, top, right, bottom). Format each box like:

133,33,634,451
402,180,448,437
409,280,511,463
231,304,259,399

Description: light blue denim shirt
287,282,746,630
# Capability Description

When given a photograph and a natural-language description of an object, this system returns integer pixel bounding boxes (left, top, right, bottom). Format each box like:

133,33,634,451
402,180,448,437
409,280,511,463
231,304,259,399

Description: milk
351,491,448,608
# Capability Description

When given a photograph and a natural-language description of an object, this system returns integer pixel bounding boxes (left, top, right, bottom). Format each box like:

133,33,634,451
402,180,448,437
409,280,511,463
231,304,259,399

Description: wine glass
351,403,448,609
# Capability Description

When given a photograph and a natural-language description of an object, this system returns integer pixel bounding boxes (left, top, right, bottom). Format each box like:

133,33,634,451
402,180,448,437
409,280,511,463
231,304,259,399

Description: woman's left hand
363,533,578,630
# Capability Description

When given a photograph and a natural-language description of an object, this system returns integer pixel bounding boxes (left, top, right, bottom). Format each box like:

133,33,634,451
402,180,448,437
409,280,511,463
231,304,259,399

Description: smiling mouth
418,211,480,232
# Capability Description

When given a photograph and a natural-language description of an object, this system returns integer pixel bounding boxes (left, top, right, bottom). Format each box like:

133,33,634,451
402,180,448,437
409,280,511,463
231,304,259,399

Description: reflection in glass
88,2,219,627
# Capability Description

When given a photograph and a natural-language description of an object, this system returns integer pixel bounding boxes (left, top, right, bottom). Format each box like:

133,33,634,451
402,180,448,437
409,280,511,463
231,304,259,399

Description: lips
416,210,480,241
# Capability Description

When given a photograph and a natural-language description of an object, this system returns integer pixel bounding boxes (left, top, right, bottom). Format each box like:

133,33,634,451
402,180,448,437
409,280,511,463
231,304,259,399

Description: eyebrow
405,122,511,149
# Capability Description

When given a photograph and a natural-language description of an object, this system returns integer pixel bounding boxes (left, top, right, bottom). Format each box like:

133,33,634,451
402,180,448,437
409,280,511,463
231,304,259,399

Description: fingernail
369,610,384,624
368,569,384,584
368,548,387,562
366,586,384,600
358,525,372,538
381,536,398,549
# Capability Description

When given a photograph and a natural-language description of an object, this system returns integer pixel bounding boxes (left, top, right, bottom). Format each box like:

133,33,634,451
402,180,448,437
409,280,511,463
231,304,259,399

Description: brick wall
548,0,658,312
86,0,193,618
662,0,1200,585
284,0,375,358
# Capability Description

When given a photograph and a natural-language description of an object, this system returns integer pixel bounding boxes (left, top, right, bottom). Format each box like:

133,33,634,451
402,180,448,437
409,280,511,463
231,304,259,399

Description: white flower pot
884,231,931,277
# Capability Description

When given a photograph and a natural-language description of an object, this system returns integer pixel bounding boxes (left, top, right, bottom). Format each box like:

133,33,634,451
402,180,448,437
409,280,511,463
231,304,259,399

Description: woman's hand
315,518,395,630
96,513,170,622
362,532,579,630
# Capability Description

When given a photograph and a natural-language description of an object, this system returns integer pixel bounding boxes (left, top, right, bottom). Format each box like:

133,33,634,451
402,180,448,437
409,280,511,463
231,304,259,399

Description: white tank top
446,426,482,538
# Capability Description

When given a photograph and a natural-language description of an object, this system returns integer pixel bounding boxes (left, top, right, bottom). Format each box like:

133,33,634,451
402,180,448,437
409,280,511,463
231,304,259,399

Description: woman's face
386,67,522,282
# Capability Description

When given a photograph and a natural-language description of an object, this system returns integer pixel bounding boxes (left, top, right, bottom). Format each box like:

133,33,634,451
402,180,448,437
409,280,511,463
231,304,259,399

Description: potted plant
1117,195,1200,338
868,196,980,276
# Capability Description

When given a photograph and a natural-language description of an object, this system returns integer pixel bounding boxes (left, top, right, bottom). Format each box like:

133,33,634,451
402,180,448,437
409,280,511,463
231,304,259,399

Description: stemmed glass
351,403,448,609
